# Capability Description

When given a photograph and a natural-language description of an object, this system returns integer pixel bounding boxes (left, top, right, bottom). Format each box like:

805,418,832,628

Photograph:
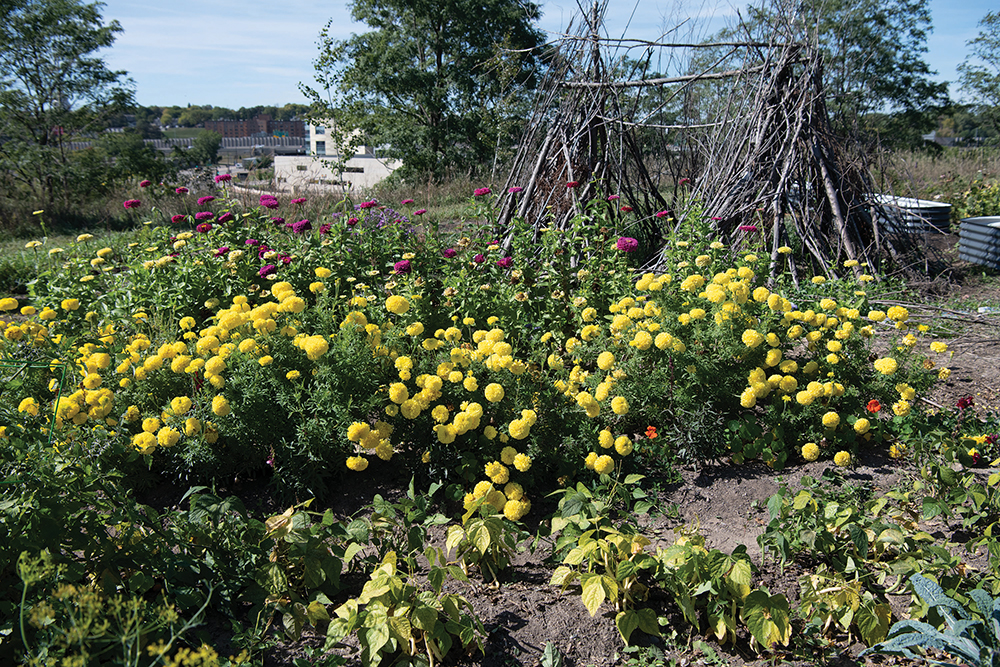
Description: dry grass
879,147,1000,201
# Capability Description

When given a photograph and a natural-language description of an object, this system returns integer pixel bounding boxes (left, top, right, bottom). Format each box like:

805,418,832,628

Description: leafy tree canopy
958,11,1000,137
304,0,546,180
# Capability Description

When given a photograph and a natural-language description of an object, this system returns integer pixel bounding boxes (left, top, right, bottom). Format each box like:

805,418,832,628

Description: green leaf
615,611,640,644
387,615,412,645
623,474,645,485
856,600,891,646
581,573,606,616
445,525,465,556
412,605,438,631
549,565,577,588
741,590,791,649
540,642,564,667
307,600,330,625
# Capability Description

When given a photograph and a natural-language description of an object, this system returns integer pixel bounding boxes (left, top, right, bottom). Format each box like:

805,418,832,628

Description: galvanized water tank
872,195,952,234
959,217,1000,270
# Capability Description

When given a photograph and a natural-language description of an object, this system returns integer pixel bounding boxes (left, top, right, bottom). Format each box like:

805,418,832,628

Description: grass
162,128,206,139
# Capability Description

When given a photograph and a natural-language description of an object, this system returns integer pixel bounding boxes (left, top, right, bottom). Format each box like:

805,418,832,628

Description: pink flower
710,216,722,221
347,217,359,226
496,257,513,269
123,199,141,209
195,211,214,221
214,174,232,183
443,248,457,258
291,197,307,205
260,195,279,209
616,237,638,252
566,181,579,188
655,210,669,218
474,187,492,197
607,195,620,201
197,195,215,205
245,239,259,245
175,187,188,194
269,217,285,224
401,198,415,205
473,254,485,264
292,219,312,233
508,187,523,194
139,180,152,188
358,200,377,209
621,205,633,212
679,178,690,186
319,223,331,234
170,214,185,223
259,264,277,277
738,224,759,232
414,209,427,216
217,212,233,223
394,259,412,274
196,223,213,233
214,246,229,257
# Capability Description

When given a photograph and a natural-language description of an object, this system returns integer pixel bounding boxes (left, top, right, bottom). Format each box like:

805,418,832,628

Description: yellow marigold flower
614,436,633,456
170,396,193,415
302,335,329,361
388,382,409,404
896,383,916,401
314,266,332,278
594,455,615,475
886,306,909,322
375,440,394,461
284,370,301,381
462,375,478,392
597,429,614,449
401,399,421,420
811,276,826,285
0,297,18,311
834,451,851,467
695,254,712,268
385,295,410,315
631,330,653,350
584,451,598,470
580,324,600,341
801,442,820,461
141,416,161,433
873,357,898,375
18,397,39,416
513,453,532,472
868,310,886,322
211,395,231,416
485,461,510,485
484,382,505,403
611,396,629,415
180,417,200,436
854,418,870,435
742,329,764,348
157,426,181,448
61,298,80,311
938,367,951,380
596,351,615,371
346,455,369,471
892,400,911,417
929,341,948,353
740,388,757,408
132,432,156,454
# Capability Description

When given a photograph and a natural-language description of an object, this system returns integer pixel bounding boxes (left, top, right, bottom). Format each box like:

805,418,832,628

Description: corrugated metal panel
959,217,1000,269
872,195,952,234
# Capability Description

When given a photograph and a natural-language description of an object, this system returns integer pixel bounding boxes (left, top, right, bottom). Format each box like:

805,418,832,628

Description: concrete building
273,122,399,192
205,115,306,139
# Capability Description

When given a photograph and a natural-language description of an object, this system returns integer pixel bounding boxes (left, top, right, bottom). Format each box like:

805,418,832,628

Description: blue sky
97,0,988,110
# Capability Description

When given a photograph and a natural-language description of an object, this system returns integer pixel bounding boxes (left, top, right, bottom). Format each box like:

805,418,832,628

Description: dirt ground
231,233,1000,667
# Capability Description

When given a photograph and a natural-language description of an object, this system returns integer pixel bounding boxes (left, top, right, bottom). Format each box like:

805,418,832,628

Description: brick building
204,115,305,139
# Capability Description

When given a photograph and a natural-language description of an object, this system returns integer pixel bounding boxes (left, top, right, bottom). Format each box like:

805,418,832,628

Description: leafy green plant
324,551,484,667
863,573,1000,666
446,498,526,582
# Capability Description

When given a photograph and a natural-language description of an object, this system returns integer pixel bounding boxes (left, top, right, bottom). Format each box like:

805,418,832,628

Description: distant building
204,115,305,139
273,122,399,191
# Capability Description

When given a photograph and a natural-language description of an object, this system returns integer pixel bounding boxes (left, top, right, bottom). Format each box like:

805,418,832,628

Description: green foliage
958,11,1000,137
863,573,1000,666
324,551,485,667
953,176,1000,220
446,499,526,582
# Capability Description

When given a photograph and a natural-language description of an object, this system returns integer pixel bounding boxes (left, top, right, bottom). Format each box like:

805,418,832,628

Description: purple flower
292,219,312,233
319,223,331,234
655,210,669,218
738,225,759,232
443,248,457,258
291,197,307,205
607,195,620,201
270,216,285,224
214,246,229,257
123,199,141,209
401,198,415,205
347,217,359,226
565,181,579,188
393,259,412,274
214,173,232,183
195,211,214,221
496,257,513,269
197,196,215,206
473,254,485,264
414,209,427,216
508,187,523,194
217,212,233,223
196,223,213,233
281,255,292,265
175,187,188,194
258,246,270,258
139,180,152,188
170,214,185,224
358,200,377,209
245,239,259,246
474,187,492,197
259,264,277,277
616,237,638,252
260,195,279,209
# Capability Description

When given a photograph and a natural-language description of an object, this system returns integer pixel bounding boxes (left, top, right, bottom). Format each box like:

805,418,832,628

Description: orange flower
866,399,881,413
645,425,658,439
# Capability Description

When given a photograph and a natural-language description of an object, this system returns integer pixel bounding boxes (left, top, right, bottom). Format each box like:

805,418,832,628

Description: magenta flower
508,187,523,194
175,187,188,194
414,209,427,216
245,239,259,246
347,217,359,227
443,248,457,258
291,197,307,205
319,223,331,234
496,257,513,269
197,195,215,206
259,264,277,277
607,195,620,201
269,217,285,224
401,198,415,205
217,212,233,223
139,180,152,188
738,224,759,232
123,199,141,209
195,211,214,221
358,200,377,209
170,214,185,223
621,205,633,212
393,259,412,274
473,254,485,264
616,237,638,252
292,219,312,233
710,216,722,221
196,223,213,233
566,181,579,188
214,173,232,183
474,187,492,197
281,255,292,265
957,396,974,410
214,246,229,257
260,195,279,209
655,210,669,218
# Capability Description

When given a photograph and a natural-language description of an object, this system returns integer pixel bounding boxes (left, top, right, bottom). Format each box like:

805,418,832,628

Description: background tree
958,11,1000,138
304,0,546,180
0,0,134,218
189,130,221,166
